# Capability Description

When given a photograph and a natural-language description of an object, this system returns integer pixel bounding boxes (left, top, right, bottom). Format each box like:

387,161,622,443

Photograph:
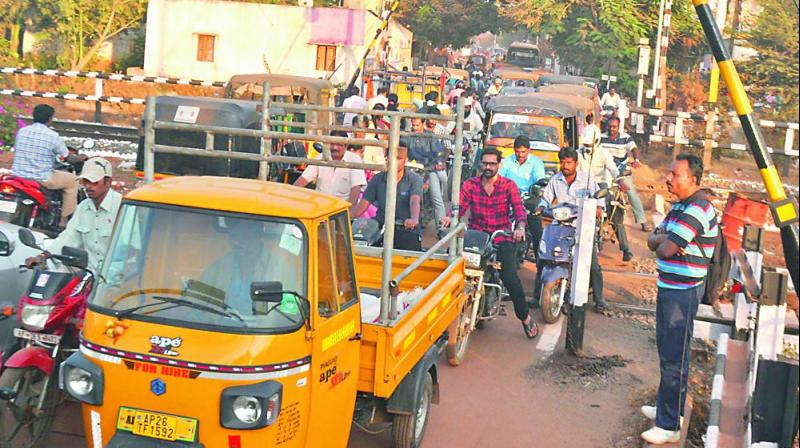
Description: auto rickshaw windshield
490,116,559,145
91,203,307,333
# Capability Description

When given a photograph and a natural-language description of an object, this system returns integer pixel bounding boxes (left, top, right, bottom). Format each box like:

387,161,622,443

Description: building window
196,34,216,62
315,45,336,71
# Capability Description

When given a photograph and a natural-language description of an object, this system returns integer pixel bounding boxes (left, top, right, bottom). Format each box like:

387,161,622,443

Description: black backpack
688,192,731,305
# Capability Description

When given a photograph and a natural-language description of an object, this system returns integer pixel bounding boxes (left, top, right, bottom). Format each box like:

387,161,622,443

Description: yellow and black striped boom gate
692,0,799,291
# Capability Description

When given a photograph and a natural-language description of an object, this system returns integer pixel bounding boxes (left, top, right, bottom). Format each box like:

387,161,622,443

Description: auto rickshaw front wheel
0,366,59,448
392,371,433,448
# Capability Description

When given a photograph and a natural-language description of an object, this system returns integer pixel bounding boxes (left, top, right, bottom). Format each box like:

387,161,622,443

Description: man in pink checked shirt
441,147,539,339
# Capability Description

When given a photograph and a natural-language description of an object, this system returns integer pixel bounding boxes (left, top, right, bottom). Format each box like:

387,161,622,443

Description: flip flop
522,318,539,339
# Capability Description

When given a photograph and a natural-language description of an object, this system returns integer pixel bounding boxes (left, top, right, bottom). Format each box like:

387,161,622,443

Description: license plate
116,407,198,443
0,200,17,214
13,328,61,344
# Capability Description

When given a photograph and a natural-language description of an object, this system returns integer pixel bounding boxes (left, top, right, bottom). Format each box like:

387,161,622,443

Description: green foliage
0,100,27,151
502,0,705,95
396,0,501,51
57,0,147,70
738,0,799,122
111,30,145,72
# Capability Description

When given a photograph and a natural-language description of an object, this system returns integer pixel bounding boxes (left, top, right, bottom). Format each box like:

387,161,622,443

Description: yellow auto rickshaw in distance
481,94,580,174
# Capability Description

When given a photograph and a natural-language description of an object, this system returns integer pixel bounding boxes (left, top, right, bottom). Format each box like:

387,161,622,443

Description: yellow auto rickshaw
481,94,580,173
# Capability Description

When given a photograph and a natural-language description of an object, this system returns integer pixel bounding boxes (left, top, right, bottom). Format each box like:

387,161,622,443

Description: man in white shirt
367,87,389,110
27,158,121,272
342,87,368,127
294,131,367,205
600,86,621,109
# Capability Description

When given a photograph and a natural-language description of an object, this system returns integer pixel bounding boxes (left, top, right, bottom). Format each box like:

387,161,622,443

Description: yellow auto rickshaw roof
227,74,334,91
534,92,596,111
126,176,349,220
537,84,598,100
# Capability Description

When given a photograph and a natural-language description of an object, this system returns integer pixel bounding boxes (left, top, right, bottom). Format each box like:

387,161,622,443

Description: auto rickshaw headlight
59,352,104,405
221,380,283,429
67,367,94,395
233,396,261,424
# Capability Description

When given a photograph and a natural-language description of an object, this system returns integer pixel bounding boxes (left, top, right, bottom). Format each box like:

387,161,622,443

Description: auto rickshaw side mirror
251,281,284,303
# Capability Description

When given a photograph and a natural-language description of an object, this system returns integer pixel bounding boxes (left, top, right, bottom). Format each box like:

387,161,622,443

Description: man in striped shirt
600,117,652,231
642,154,718,445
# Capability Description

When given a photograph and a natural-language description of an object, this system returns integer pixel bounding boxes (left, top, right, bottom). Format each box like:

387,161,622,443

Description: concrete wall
144,0,412,84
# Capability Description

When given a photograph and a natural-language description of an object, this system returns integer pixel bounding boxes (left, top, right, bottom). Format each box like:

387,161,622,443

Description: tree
396,0,500,55
57,0,147,70
501,0,704,94
737,0,799,121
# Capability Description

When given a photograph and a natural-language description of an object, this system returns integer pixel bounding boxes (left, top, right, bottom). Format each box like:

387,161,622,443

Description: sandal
522,317,539,339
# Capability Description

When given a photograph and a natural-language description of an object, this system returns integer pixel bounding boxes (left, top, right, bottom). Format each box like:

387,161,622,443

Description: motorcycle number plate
0,200,17,214
13,328,61,344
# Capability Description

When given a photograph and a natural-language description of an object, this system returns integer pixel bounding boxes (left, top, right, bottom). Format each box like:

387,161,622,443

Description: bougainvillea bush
0,100,28,152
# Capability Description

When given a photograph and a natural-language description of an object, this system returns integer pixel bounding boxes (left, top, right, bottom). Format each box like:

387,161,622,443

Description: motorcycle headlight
552,206,572,222
538,239,546,255
21,304,54,331
464,251,481,268
233,396,262,424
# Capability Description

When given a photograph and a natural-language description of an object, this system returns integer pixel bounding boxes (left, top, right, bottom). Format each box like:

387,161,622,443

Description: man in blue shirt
12,104,81,227
499,136,546,262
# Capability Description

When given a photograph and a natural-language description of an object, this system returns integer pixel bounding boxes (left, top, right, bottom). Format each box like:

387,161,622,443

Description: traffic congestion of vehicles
0,22,798,448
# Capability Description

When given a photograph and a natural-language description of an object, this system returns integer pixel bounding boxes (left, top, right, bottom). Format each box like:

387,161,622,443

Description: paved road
29,250,662,448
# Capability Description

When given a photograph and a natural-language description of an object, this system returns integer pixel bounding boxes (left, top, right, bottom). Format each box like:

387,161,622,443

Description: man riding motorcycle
498,136,546,262
441,147,539,339
25,157,120,272
600,116,652,232
534,147,607,312
578,131,633,262
12,104,86,228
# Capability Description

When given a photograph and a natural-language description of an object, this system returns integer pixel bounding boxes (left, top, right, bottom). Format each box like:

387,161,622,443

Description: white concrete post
570,198,598,308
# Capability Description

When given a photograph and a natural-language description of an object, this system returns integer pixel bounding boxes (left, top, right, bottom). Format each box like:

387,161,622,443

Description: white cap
78,157,113,183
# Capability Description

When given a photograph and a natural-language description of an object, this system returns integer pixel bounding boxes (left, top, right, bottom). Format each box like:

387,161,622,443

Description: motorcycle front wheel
540,279,567,324
0,367,59,448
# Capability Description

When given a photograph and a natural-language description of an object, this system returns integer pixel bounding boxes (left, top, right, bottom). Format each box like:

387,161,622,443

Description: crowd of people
10,85,720,446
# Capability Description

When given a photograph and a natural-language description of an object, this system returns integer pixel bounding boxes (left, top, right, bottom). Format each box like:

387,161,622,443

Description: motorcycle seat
0,174,42,190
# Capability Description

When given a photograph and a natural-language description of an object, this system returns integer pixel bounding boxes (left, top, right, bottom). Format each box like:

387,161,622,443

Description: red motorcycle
0,228,91,448
0,140,91,237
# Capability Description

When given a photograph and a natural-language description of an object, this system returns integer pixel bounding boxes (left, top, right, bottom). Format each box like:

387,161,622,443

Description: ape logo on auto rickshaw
149,335,183,356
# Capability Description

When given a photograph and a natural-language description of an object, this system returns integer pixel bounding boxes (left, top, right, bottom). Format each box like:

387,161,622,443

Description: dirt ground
1,93,798,446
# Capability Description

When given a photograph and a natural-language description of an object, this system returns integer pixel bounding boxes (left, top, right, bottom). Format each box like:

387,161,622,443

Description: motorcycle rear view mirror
60,246,89,269
594,188,609,199
535,178,549,187
17,228,41,250
82,139,96,150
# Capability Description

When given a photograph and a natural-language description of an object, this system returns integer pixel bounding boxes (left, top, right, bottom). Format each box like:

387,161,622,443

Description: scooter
0,140,94,237
0,227,92,447
534,188,608,323
534,203,579,323
597,164,632,251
